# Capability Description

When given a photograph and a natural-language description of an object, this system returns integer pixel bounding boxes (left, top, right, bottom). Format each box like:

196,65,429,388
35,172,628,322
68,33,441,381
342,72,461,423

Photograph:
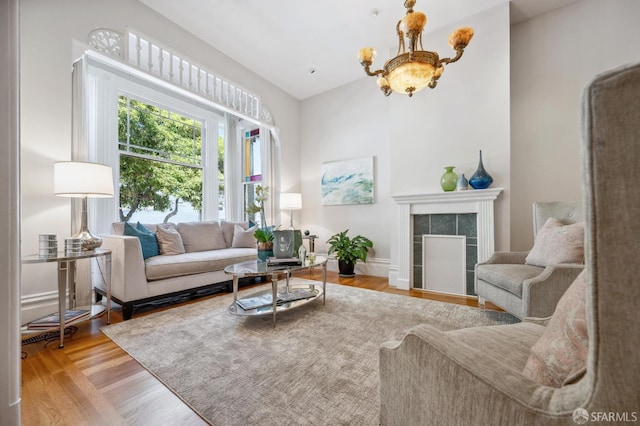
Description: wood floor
20,271,500,425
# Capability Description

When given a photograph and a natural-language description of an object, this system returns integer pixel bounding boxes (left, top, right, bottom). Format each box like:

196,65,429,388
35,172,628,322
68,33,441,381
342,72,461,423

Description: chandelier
358,0,474,97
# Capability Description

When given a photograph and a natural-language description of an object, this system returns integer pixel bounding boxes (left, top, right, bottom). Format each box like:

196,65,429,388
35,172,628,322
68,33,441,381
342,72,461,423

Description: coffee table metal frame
224,256,327,326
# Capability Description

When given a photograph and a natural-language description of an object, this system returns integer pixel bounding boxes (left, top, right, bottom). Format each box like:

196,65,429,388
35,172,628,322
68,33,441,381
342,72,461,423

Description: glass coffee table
224,256,327,326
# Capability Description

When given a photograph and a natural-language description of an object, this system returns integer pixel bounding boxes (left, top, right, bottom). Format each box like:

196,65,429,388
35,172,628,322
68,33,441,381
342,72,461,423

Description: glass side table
21,248,112,348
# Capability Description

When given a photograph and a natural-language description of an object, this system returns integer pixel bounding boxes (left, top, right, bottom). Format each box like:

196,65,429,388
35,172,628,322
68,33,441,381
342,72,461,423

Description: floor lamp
280,193,302,229
53,161,114,250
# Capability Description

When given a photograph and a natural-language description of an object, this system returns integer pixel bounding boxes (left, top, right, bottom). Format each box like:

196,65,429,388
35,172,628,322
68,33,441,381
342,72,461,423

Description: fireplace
390,188,502,292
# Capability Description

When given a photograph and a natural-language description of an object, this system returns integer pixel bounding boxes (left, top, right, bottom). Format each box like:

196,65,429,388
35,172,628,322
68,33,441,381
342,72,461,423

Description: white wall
300,77,392,276
390,3,511,253
20,0,300,321
510,0,640,250
300,4,510,278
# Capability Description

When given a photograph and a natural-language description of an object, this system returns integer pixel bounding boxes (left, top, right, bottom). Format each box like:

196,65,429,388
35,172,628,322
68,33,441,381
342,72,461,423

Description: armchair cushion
522,270,588,387
476,264,544,297
525,217,585,267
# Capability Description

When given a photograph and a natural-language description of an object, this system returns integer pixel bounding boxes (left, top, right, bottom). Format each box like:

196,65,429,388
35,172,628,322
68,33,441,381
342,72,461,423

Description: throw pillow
176,221,226,252
522,270,588,387
155,226,186,255
525,218,585,267
221,220,249,248
232,224,258,248
123,222,159,259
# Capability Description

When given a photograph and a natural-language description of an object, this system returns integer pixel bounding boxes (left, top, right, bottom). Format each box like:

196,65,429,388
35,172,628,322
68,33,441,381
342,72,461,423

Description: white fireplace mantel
390,188,503,290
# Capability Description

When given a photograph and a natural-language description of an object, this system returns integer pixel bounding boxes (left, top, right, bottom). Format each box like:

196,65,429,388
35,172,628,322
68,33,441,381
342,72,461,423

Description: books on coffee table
27,309,91,329
266,256,301,266
236,288,319,311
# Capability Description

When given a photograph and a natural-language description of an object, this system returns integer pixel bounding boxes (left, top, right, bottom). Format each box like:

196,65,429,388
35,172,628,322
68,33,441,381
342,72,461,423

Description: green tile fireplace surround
391,188,503,293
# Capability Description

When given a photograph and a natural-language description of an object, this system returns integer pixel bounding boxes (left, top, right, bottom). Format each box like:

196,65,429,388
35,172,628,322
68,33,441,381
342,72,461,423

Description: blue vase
469,150,493,189
456,173,469,190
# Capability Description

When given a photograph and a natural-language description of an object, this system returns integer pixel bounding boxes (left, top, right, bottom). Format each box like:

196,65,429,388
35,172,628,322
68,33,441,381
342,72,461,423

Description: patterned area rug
101,278,518,425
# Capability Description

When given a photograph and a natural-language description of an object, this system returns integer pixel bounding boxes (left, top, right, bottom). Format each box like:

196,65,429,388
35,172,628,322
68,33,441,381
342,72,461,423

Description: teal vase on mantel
440,166,458,192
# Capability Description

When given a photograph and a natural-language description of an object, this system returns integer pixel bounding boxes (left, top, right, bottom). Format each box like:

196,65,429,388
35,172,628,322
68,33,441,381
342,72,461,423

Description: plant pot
338,260,356,278
257,242,273,262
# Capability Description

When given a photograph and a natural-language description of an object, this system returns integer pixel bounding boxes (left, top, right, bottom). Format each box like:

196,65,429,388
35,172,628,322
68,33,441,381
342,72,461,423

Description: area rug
101,278,518,425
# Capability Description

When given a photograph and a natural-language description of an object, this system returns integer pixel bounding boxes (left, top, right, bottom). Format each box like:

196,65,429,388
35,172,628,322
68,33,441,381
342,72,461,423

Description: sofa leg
122,303,134,320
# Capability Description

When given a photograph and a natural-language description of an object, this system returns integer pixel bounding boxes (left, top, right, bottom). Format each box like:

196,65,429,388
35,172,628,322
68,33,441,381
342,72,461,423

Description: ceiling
139,0,579,101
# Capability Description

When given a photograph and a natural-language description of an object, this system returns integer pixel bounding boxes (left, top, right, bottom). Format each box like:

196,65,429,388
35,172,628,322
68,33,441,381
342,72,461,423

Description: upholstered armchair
475,201,584,319
379,62,640,425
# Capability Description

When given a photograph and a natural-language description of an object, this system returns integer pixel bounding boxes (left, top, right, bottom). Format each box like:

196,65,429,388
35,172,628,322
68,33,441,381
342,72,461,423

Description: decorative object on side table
440,166,458,192
469,150,494,189
456,173,469,190
53,161,114,250
327,230,373,278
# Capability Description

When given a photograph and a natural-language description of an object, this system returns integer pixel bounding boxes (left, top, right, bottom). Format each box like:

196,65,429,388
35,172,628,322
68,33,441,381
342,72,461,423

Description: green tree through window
118,96,205,223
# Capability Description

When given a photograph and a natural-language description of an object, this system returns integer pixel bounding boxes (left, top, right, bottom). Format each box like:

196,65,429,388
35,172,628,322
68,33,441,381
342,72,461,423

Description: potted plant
326,230,373,278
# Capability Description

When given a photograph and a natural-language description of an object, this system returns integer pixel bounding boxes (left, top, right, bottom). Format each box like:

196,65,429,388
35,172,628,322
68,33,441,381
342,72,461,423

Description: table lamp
280,193,302,229
53,161,114,250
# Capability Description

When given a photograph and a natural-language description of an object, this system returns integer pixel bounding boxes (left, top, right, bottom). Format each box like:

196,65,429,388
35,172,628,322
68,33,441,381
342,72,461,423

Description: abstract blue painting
321,157,374,205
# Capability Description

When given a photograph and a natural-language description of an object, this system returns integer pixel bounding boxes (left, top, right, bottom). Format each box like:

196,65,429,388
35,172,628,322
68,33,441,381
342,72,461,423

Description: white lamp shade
53,161,114,198
280,193,302,210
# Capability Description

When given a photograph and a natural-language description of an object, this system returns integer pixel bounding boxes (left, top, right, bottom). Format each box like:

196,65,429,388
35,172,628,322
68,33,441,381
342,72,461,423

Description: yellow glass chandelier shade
358,47,377,63
399,11,426,34
387,61,435,95
448,27,474,48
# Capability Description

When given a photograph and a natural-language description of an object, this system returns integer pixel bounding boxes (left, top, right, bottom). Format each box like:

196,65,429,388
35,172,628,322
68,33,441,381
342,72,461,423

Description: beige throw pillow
232,224,257,248
177,221,226,252
525,217,585,267
522,270,588,387
221,220,249,248
155,226,186,255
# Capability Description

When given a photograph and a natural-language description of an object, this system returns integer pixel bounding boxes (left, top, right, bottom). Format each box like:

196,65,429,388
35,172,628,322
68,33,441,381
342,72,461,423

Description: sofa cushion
221,220,250,248
156,226,186,255
124,222,160,259
177,221,226,253
476,264,544,297
522,270,588,387
525,217,585,267
144,248,257,281
112,222,176,235
232,224,257,248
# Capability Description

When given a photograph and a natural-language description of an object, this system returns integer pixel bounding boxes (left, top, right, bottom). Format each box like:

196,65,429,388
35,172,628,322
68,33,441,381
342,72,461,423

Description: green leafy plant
253,226,274,244
326,230,373,265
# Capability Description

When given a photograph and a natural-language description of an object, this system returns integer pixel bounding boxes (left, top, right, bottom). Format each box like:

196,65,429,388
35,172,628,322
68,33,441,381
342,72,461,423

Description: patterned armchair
379,62,640,425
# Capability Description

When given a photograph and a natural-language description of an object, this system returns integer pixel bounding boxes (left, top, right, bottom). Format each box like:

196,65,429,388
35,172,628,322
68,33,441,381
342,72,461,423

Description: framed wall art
321,157,374,206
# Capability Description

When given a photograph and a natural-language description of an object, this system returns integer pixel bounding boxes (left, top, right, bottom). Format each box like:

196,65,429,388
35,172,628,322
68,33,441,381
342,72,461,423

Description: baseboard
20,290,64,324
324,257,389,278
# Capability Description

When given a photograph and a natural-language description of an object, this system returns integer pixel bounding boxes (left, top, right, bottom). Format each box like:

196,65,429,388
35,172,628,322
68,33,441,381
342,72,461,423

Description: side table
21,248,112,348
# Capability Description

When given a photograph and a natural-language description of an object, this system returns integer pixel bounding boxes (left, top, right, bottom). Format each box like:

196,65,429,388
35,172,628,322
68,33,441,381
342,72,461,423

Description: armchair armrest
380,323,584,425
522,263,584,318
100,235,150,302
479,251,529,265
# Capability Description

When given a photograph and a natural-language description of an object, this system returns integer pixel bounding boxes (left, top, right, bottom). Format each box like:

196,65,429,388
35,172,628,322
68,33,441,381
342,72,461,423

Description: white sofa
97,220,257,319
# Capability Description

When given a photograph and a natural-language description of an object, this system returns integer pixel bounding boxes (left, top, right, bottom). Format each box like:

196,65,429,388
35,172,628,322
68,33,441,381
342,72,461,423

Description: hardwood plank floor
21,271,501,425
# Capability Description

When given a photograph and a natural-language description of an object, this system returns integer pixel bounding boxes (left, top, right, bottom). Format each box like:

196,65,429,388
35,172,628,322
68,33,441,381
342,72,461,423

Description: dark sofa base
95,277,256,320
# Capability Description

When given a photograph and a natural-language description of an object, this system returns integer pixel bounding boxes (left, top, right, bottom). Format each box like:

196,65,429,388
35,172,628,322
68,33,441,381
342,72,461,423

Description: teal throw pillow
124,222,159,259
